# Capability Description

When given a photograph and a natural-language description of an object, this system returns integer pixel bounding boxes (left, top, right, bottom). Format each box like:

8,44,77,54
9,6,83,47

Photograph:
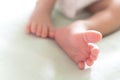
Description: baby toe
86,58,94,66
49,27,54,38
78,61,85,70
26,23,31,33
91,48,99,57
83,30,102,43
90,55,97,60
88,43,99,57
41,25,48,38
31,23,37,34
36,25,42,37
90,48,99,61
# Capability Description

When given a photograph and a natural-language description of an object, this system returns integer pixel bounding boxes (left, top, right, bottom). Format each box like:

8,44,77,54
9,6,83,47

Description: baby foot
55,22,102,70
26,7,54,38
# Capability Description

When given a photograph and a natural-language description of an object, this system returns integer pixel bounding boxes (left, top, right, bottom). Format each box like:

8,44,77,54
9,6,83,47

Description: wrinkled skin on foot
55,21,102,70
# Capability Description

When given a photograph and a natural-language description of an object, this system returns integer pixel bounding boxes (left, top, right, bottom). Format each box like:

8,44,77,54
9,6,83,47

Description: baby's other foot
26,7,54,38
55,21,102,70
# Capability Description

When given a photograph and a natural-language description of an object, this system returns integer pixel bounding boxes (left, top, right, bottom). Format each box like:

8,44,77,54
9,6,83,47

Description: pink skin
55,21,102,70
25,5,102,70
25,0,103,70
25,0,120,70
26,6,54,38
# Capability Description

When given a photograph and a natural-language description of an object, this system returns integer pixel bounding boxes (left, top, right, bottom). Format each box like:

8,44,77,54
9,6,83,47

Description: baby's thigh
88,0,110,13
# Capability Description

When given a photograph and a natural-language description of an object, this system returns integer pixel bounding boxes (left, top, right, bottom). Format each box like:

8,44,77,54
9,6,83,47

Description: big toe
83,30,102,43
